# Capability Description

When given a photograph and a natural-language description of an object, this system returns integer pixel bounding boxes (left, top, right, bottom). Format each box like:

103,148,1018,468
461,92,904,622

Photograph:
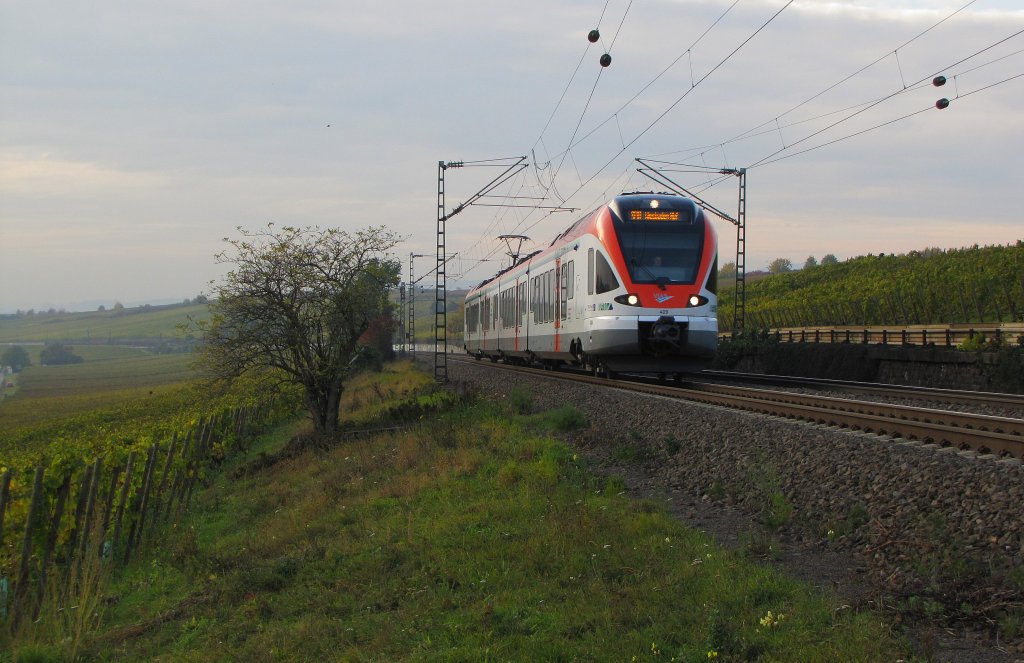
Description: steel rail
699,370,1024,409
449,355,1024,459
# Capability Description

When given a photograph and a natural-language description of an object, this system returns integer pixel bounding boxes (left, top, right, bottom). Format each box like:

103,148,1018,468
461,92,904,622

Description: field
0,302,208,344
0,342,227,470
7,362,916,662
1,345,195,425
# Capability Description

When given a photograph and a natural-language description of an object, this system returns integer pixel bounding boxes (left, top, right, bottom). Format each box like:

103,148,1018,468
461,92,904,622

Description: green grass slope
17,363,914,662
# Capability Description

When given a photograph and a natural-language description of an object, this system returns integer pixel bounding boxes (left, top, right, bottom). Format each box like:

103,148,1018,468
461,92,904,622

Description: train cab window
595,252,619,295
706,255,718,294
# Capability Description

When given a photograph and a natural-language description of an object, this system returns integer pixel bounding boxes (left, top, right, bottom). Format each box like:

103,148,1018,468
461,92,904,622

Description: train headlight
687,295,708,307
614,293,642,307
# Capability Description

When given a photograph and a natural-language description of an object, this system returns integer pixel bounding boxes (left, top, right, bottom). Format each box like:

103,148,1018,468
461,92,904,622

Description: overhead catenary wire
458,0,795,281
746,26,1024,170
456,2,1019,288
465,0,740,274
717,0,980,150
517,0,796,234
457,0,625,274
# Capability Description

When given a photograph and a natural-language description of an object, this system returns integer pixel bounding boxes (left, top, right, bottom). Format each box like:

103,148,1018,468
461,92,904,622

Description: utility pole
635,159,747,335
436,161,456,384
398,281,406,355
408,253,427,358
434,156,529,383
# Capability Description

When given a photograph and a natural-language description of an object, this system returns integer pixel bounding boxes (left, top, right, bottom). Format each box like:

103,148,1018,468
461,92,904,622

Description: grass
36,362,920,662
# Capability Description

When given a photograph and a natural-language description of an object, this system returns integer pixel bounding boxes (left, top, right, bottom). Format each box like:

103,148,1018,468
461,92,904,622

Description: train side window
541,271,548,323
505,288,511,328
560,264,568,320
567,261,574,300
587,249,594,296
519,282,526,324
547,269,554,322
595,252,619,295
532,276,539,322
542,270,549,323
706,255,718,294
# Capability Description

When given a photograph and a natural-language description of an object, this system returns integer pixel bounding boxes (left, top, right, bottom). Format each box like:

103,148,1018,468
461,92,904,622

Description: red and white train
463,192,718,376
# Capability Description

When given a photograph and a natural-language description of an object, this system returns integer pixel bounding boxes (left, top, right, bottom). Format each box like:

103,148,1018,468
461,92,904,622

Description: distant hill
0,290,471,347
394,288,468,344
717,243,1024,332
0,302,209,345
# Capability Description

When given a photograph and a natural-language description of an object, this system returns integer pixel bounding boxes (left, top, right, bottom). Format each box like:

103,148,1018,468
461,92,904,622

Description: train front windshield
613,202,705,286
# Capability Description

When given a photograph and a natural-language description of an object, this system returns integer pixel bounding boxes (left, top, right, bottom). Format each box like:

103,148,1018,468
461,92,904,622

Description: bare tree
193,224,401,434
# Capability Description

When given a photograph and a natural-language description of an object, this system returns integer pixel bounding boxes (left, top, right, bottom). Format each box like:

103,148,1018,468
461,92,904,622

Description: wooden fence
0,403,270,627
720,323,1024,347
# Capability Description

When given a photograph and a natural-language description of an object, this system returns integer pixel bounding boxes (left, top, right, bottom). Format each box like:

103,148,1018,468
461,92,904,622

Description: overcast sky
1,0,1022,312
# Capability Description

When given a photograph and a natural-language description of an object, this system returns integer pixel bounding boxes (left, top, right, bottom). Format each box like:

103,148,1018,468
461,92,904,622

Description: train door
553,258,561,353
515,278,524,352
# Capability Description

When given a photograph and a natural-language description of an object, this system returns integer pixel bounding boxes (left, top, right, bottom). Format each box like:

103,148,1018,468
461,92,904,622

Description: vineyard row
0,403,274,630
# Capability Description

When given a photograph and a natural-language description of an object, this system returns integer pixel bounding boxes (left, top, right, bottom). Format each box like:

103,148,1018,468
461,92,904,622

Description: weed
764,491,793,530
543,406,588,433
496,461,523,488
604,476,626,495
3,511,112,662
999,607,1024,641
507,385,533,415
741,529,778,560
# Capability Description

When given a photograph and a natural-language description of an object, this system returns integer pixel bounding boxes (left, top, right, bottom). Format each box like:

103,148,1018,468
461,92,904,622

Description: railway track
699,369,1024,410
448,355,1024,459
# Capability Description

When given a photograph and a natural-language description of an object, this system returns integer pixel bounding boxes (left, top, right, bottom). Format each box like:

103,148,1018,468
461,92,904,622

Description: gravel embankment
444,357,1024,662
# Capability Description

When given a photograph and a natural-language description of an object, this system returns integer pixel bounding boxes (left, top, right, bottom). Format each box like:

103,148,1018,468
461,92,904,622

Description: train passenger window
560,264,568,320
541,271,548,323
519,282,526,324
567,261,574,300
587,249,594,296
532,276,539,322
547,269,554,322
595,252,619,295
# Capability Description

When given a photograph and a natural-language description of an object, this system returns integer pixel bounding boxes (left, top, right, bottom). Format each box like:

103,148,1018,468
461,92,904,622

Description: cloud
0,152,166,197
1,0,1021,309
